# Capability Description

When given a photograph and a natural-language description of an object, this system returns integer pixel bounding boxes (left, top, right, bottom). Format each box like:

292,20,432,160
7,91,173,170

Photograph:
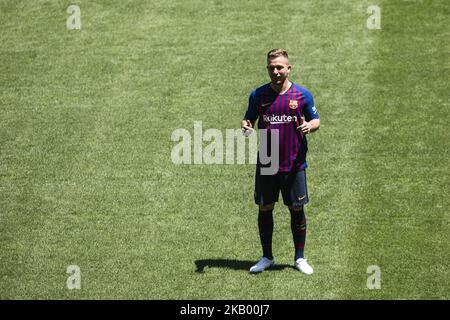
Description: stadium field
0,0,449,299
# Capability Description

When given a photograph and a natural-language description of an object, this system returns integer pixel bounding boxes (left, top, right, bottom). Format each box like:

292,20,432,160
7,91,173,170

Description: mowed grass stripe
0,1,168,298
346,0,450,299
169,1,383,299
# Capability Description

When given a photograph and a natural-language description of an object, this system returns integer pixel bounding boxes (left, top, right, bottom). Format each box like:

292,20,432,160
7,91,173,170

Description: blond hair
267,49,289,60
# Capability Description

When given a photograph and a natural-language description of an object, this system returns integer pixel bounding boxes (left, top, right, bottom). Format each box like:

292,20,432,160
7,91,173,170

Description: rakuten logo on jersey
263,114,298,124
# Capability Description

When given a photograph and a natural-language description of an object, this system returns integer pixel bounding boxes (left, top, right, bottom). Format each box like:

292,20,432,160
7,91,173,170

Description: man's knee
259,203,275,211
288,205,304,212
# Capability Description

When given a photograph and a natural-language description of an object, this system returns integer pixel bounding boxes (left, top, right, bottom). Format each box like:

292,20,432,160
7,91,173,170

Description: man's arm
297,88,319,134
242,91,258,131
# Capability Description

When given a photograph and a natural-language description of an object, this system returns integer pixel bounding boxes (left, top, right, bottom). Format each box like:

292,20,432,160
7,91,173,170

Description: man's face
267,56,291,85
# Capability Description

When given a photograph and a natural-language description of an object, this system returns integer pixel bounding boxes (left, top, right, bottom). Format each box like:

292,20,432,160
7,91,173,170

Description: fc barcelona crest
289,100,298,109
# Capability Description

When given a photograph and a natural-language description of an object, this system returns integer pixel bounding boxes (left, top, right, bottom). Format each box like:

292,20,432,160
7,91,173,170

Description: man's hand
241,119,254,137
298,119,311,134
241,119,253,131
296,117,320,134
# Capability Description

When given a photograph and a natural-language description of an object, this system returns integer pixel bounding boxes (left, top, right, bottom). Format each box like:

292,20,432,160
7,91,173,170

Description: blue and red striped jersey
244,82,319,173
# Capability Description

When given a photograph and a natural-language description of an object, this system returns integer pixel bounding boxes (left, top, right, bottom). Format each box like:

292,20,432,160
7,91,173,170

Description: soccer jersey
244,82,319,173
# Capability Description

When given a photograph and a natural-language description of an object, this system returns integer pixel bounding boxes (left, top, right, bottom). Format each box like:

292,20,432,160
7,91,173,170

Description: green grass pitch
0,0,449,299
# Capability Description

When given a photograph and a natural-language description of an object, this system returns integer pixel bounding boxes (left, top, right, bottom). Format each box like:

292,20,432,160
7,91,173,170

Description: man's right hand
241,119,254,137
241,119,253,131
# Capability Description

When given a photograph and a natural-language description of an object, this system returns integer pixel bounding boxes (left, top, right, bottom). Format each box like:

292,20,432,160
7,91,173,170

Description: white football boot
249,257,275,273
295,258,314,275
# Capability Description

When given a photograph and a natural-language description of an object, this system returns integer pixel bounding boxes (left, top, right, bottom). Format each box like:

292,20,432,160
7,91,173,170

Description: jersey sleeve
302,89,319,121
243,90,259,121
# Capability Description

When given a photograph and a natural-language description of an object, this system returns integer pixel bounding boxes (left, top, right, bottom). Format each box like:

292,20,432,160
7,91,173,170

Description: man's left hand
297,117,320,134
298,120,312,134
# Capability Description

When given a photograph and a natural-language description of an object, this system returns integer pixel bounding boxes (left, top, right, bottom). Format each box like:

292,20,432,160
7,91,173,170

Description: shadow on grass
195,259,293,273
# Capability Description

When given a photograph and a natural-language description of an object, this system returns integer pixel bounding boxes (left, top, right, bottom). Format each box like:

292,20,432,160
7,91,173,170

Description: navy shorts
254,168,309,207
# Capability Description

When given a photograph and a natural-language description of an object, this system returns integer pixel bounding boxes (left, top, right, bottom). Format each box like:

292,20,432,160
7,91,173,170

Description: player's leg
288,205,307,261
258,203,275,261
281,170,313,274
250,168,280,273
249,203,276,273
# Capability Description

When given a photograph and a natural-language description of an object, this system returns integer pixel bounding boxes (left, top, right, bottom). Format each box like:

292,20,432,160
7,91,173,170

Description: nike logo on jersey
261,102,272,107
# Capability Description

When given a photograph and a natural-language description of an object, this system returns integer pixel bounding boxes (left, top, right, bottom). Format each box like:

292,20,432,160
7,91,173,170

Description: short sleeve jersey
244,82,319,173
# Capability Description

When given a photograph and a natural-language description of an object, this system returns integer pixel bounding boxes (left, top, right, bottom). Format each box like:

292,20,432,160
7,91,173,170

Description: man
241,49,320,274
